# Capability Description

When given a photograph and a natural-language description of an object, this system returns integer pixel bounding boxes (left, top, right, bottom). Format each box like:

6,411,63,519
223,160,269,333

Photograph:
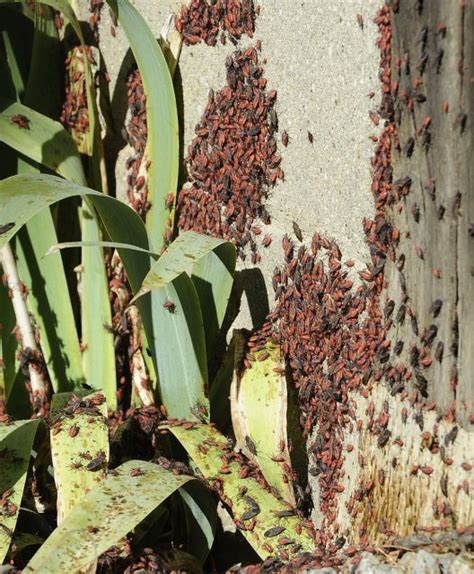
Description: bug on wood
307,131,314,144
10,114,30,129
403,137,415,157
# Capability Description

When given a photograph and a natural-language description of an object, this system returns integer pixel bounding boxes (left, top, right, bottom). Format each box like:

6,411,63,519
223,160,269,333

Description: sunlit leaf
168,423,314,560
23,460,194,574
107,0,179,253
0,419,44,563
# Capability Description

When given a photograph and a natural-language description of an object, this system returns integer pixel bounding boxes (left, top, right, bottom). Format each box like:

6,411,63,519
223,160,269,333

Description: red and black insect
10,114,30,130
163,298,176,313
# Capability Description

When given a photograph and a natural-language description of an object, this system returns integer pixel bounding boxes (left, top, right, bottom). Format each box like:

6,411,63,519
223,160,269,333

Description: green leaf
1,8,84,394
0,418,43,563
168,424,314,560
15,220,84,393
0,99,85,185
230,341,296,505
107,0,179,252
50,392,109,523
149,273,208,420
23,460,194,574
0,173,150,307
134,232,233,299
81,204,116,407
190,241,235,360
179,481,217,564
0,173,153,405
132,232,236,419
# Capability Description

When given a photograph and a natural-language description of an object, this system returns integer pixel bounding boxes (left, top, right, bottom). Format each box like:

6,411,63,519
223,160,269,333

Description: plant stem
0,243,45,396
128,305,154,406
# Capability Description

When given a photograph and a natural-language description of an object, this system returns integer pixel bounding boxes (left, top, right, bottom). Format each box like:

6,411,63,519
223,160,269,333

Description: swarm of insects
177,47,283,263
176,0,256,46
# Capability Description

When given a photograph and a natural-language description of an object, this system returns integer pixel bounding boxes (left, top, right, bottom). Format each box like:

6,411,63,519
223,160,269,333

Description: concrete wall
98,0,382,327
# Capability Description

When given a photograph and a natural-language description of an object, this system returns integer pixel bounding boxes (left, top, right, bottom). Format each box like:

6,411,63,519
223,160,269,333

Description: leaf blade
23,460,194,574
168,424,314,560
0,419,43,563
50,392,109,523
0,99,86,185
107,0,179,252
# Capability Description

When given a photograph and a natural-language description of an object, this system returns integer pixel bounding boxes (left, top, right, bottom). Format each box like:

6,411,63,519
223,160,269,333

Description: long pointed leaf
0,99,85,185
23,460,194,574
0,174,150,292
231,341,296,505
149,273,208,419
50,392,109,523
132,232,231,419
0,419,43,563
81,204,116,406
134,231,236,360
168,424,314,560
0,13,85,393
107,0,179,252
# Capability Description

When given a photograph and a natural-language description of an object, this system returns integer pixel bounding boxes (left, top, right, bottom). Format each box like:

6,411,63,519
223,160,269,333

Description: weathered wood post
311,1,473,548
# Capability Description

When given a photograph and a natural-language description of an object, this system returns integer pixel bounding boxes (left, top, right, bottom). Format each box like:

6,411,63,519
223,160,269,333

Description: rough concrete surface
96,0,382,329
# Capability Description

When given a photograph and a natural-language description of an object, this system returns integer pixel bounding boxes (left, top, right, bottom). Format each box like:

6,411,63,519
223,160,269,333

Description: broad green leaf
0,174,153,405
0,174,150,305
134,232,233,299
149,273,208,420
0,99,85,185
168,424,314,560
107,0,179,252
81,204,116,407
0,419,43,563
134,231,235,361
134,231,238,419
50,392,109,523
47,241,159,258
23,460,194,574
230,341,296,505
1,8,84,393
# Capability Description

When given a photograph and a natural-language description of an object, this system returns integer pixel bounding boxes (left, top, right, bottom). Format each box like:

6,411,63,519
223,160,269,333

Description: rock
447,554,474,574
355,552,404,573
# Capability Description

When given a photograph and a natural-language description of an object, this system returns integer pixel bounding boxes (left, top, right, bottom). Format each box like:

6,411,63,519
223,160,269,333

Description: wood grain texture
387,0,473,426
